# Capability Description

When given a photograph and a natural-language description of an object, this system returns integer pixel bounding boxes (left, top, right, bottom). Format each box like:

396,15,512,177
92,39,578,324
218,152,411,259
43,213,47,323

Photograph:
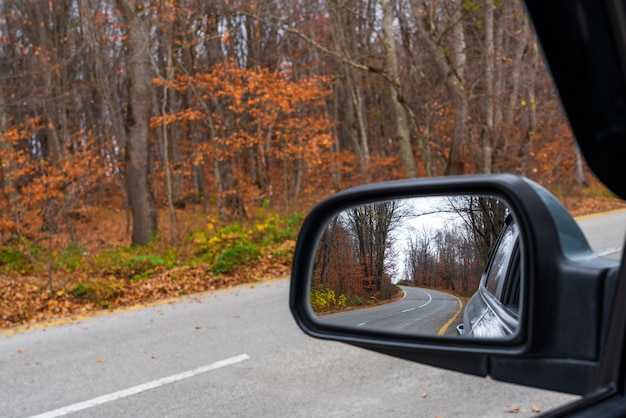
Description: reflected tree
404,196,507,294
405,224,483,294
447,196,508,263
312,200,411,310
345,201,409,297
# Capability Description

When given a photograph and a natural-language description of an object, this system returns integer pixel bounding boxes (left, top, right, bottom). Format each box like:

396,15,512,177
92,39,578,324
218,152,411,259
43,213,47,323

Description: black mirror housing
290,174,619,395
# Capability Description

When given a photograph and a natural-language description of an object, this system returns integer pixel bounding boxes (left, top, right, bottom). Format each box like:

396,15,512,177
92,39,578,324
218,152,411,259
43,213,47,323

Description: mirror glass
309,194,521,339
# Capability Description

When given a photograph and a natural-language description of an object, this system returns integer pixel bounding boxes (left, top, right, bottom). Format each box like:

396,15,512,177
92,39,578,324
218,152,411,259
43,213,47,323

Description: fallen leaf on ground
531,406,541,413
421,392,428,398
505,406,520,413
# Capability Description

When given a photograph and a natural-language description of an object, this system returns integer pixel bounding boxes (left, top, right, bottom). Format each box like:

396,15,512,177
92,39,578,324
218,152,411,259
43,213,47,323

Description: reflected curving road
321,286,462,335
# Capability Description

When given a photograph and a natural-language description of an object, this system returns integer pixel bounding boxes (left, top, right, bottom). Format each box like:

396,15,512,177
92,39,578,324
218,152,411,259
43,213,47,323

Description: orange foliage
0,118,112,241
154,59,336,212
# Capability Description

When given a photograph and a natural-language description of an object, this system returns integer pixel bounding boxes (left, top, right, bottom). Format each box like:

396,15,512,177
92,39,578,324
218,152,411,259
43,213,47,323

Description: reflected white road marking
416,289,433,308
29,354,250,418
356,288,436,326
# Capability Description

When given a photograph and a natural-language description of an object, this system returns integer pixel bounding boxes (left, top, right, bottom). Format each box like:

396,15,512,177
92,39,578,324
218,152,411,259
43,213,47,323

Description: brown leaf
531,406,541,413
95,359,106,363
421,392,427,398
505,406,520,414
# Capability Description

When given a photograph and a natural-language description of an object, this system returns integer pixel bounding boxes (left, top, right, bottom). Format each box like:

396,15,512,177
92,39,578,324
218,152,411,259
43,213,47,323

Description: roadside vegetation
0,209,301,329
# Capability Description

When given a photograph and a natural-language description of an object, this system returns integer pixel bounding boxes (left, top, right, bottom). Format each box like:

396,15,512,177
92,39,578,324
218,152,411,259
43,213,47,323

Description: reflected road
321,286,462,335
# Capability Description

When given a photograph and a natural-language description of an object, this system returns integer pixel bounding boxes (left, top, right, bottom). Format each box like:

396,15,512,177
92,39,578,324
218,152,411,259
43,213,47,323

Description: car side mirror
290,174,620,396
307,193,519,340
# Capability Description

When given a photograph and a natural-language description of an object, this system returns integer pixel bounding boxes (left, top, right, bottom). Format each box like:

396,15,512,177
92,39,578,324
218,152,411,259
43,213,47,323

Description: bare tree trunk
214,156,225,221
519,39,539,176
482,0,495,174
168,90,185,206
499,14,530,162
574,143,588,186
414,1,468,175
0,88,21,211
446,4,468,175
159,52,178,245
351,75,371,174
328,0,370,176
381,0,416,178
420,102,434,177
117,0,157,245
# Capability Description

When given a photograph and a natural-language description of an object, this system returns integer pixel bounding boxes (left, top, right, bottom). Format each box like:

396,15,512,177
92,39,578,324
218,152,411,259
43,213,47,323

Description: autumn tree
405,221,484,293
116,0,157,245
312,217,364,298
343,201,411,297
158,59,334,218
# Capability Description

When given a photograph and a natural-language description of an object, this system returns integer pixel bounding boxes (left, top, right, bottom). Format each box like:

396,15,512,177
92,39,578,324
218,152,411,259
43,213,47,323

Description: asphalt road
577,209,626,259
322,286,461,335
1,209,624,417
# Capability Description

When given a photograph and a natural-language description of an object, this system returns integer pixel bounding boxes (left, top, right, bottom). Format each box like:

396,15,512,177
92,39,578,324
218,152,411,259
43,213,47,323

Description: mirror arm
490,357,600,395
351,343,489,377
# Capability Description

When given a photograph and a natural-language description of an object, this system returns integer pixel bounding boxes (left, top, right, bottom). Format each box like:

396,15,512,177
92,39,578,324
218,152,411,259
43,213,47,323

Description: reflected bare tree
403,196,507,294
345,201,411,297
447,196,508,263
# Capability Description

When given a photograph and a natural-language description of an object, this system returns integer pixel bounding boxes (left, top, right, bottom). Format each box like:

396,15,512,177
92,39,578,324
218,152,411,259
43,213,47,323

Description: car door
462,216,521,337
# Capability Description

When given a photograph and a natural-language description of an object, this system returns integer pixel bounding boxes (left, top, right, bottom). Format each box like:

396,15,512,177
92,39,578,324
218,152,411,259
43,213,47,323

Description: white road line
401,307,416,313
598,248,622,257
416,289,433,308
29,353,250,418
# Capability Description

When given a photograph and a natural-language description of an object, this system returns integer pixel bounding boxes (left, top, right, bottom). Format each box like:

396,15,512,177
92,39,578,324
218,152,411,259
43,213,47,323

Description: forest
310,196,508,312
0,0,620,327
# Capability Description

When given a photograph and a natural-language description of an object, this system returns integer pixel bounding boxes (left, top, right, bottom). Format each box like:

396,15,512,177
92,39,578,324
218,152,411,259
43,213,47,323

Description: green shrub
54,242,88,272
310,287,351,313
0,246,31,274
192,212,303,275
87,246,178,283
310,287,336,312
71,277,125,307
213,243,260,274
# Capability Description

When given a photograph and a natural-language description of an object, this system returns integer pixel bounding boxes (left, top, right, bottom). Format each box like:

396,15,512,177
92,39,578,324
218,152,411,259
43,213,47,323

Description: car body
458,214,520,338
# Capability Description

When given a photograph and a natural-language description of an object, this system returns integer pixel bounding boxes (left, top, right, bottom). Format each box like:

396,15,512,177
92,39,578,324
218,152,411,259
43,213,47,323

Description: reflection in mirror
310,195,520,339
